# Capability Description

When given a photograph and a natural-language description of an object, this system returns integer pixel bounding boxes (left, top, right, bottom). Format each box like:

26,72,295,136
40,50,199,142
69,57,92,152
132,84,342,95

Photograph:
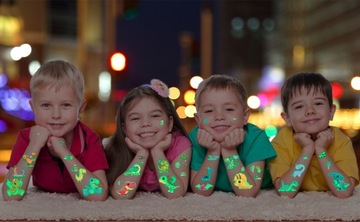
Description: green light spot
160,120,164,126
203,118,208,124
265,125,278,138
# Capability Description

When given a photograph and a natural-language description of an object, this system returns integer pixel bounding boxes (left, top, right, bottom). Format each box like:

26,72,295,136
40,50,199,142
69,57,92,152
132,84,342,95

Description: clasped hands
197,128,246,151
125,133,172,155
294,127,333,155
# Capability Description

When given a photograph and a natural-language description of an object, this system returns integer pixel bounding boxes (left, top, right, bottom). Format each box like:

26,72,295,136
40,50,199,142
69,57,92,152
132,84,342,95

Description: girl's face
29,85,85,142
195,88,249,142
281,87,336,136
123,97,173,149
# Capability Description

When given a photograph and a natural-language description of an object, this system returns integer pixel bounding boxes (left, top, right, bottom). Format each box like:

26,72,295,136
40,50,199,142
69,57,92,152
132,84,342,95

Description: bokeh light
169,87,180,100
184,89,196,105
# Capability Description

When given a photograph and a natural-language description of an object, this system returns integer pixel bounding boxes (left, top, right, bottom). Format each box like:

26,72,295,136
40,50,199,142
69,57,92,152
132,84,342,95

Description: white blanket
1,184,360,221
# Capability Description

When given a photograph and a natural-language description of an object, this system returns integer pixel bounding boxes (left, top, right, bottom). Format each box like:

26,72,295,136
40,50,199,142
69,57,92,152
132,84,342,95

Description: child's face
123,97,173,149
29,86,85,140
281,87,336,135
195,88,249,142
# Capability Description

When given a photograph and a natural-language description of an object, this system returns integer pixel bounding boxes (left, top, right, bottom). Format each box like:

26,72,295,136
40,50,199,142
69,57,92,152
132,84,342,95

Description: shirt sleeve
7,129,30,169
79,129,109,173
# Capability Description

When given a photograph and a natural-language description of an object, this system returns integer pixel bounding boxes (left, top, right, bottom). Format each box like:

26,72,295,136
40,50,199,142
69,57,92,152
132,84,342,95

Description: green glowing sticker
159,175,180,193
195,183,213,190
124,162,144,176
318,151,326,159
278,180,299,192
303,155,308,160
326,160,331,169
175,162,181,168
203,118,208,124
207,155,219,161
232,117,237,121
6,179,25,197
180,172,187,177
224,155,239,169
59,139,65,146
64,155,74,160
82,177,103,196
159,120,164,126
158,159,170,174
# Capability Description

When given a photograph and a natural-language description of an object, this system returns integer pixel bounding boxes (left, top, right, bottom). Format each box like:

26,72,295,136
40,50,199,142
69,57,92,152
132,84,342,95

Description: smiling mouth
212,125,230,131
139,132,156,138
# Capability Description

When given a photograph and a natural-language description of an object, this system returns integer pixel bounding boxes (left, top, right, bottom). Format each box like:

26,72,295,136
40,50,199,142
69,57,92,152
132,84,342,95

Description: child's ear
29,99,34,112
79,100,87,113
281,111,292,126
330,104,336,120
243,108,251,125
168,116,174,132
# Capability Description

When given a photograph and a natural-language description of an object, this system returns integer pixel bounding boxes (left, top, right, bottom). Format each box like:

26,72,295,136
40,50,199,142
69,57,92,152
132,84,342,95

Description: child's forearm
191,149,220,196
274,148,314,198
2,147,40,201
315,148,355,198
60,150,108,201
110,151,149,200
151,148,189,199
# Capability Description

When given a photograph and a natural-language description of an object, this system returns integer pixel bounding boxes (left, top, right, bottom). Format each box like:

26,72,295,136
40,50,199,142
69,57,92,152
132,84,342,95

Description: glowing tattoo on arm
124,162,144,176
207,155,219,161
22,152,37,167
224,155,239,169
326,160,331,169
116,181,136,196
159,175,180,193
250,165,262,180
278,180,299,192
291,164,305,177
6,178,25,197
64,155,74,160
328,172,350,191
318,151,327,159
82,177,103,196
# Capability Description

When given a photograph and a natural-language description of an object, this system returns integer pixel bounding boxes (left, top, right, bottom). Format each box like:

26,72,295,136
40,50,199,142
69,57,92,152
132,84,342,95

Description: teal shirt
190,123,277,191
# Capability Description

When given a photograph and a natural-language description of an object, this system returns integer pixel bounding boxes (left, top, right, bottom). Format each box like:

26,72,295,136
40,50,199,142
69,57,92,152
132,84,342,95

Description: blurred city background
1,0,360,182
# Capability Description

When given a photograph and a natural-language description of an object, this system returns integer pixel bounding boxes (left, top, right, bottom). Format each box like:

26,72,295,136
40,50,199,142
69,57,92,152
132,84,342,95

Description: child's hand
220,128,245,150
47,136,68,157
315,128,333,151
197,128,221,151
153,133,172,152
29,125,51,150
294,133,315,153
125,137,148,154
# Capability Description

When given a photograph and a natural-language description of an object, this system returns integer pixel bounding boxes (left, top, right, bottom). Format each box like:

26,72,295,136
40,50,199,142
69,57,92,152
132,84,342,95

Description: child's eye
226,108,235,112
151,114,161,118
204,109,212,113
315,102,324,106
294,105,303,110
41,103,51,108
130,117,139,121
62,103,72,108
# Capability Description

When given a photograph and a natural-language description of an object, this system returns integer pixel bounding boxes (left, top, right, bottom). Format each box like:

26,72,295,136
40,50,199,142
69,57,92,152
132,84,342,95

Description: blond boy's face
195,88,249,142
281,87,336,135
29,85,86,141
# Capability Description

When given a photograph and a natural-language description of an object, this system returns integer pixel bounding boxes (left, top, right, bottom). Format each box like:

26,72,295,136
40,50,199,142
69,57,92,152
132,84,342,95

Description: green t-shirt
190,123,277,191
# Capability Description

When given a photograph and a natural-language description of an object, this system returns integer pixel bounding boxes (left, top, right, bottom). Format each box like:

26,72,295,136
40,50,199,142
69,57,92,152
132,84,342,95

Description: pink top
138,132,191,191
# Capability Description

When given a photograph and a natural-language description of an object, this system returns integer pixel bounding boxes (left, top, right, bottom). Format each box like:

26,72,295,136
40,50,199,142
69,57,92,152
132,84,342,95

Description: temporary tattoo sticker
75,168,87,182
158,159,170,174
117,181,136,196
203,118,209,124
233,173,253,189
175,162,181,168
201,167,214,182
292,164,305,177
23,152,37,167
318,151,326,159
64,155,74,160
6,179,25,196
159,120,164,126
12,166,25,178
224,155,239,169
159,175,180,193
326,160,331,169
329,172,349,191
232,117,237,121
124,162,144,176
207,155,219,161
278,180,299,192
83,177,103,196
195,183,213,190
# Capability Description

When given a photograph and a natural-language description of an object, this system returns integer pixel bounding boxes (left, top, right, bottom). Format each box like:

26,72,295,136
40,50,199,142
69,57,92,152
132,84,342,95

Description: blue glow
0,119,7,132
0,74,8,88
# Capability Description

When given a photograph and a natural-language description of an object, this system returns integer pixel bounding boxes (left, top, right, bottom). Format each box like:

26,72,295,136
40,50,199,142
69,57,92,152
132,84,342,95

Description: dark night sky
115,0,201,90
